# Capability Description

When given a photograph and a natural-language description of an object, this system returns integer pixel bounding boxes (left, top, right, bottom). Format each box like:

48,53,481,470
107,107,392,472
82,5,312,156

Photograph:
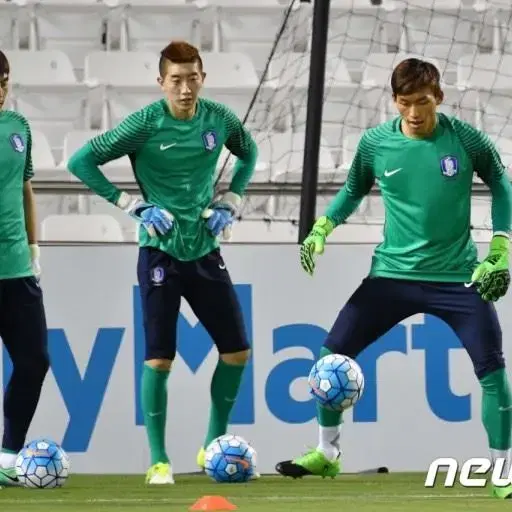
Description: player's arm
325,135,375,226
300,133,375,276
462,123,512,300
67,110,173,237
223,109,258,206
21,122,41,277
202,105,258,240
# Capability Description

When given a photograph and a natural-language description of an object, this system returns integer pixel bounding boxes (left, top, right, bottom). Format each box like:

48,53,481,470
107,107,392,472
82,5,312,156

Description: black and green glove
300,216,335,276
470,235,510,302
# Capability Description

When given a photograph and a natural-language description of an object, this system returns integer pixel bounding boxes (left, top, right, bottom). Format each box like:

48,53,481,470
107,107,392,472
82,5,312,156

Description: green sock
203,359,246,448
142,363,170,465
480,368,512,450
317,346,344,428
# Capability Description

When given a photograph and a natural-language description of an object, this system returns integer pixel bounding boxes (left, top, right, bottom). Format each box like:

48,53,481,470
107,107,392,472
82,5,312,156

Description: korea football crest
9,134,25,153
202,130,217,151
151,266,165,285
440,155,458,177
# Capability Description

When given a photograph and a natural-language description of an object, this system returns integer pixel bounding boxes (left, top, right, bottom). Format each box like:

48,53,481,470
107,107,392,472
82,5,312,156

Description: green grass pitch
0,473,504,512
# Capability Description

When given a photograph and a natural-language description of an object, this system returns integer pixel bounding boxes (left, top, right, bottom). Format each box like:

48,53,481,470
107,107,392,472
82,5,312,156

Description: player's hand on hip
300,216,334,276
116,192,173,237
30,244,41,279
470,234,510,301
202,192,241,242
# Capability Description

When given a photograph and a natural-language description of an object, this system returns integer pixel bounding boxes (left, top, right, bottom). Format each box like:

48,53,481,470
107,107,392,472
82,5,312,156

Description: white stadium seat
0,0,22,50
5,50,92,153
117,0,202,53
25,0,115,72
84,50,160,128
31,129,66,180
41,214,124,242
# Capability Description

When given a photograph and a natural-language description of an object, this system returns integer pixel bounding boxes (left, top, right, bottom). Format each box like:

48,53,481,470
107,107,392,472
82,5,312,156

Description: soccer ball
204,434,257,483
15,438,70,489
308,354,364,411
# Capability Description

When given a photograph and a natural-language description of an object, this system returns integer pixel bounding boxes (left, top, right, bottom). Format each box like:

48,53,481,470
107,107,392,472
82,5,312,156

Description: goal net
232,0,512,238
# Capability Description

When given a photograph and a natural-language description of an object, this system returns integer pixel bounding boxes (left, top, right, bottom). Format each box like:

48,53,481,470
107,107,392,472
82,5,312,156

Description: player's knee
14,349,49,382
475,355,505,381
145,358,173,371
220,349,251,366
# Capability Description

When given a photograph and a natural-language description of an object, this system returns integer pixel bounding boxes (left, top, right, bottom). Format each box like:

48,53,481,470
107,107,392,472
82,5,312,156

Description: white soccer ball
204,434,257,483
15,438,70,489
308,354,364,411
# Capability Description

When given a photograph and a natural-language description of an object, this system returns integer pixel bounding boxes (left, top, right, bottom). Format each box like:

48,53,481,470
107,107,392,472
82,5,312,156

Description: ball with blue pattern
204,434,257,483
15,438,70,489
308,354,364,411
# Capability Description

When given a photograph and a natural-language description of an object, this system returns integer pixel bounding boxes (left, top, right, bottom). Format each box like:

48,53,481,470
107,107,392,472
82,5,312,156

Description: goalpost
226,0,512,242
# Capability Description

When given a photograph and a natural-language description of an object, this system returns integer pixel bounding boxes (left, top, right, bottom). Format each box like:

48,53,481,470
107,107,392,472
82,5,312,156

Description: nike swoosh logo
148,411,163,417
464,282,474,288
160,143,176,150
499,405,512,411
384,168,403,177
219,264,226,270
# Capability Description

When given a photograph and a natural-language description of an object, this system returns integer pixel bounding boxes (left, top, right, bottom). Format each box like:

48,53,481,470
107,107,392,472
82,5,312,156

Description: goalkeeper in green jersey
0,50,49,486
67,41,258,485
276,58,512,499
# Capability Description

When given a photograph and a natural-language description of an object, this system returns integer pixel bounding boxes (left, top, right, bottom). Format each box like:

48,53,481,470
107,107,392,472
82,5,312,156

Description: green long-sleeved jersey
326,113,512,282
68,98,258,261
0,110,34,279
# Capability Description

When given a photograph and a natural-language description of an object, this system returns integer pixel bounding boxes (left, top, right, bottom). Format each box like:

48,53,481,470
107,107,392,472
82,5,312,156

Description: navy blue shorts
137,247,249,361
0,276,48,364
324,277,503,379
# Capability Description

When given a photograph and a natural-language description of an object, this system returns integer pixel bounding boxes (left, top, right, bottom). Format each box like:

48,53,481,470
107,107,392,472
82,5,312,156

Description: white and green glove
30,244,41,279
300,216,335,276
470,234,510,302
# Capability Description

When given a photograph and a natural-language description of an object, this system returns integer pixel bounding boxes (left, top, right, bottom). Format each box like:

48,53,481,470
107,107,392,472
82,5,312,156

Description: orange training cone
189,495,238,511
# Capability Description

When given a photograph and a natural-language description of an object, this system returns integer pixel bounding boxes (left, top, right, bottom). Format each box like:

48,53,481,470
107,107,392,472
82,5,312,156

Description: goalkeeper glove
116,192,173,237
470,234,510,302
30,244,41,279
202,192,241,241
300,216,335,276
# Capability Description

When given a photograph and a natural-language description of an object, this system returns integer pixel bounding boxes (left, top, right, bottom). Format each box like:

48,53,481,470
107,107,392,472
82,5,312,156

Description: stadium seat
457,54,512,138
31,129,67,180
5,50,92,154
0,0,21,50
117,0,202,53
211,0,302,76
265,53,362,132
200,52,260,123
320,1,388,76
25,0,115,73
84,50,160,128
41,214,124,242
257,131,335,182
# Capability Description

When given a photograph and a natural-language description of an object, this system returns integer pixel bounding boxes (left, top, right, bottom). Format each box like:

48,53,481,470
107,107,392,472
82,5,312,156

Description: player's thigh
425,283,503,379
0,276,48,364
183,249,249,355
137,247,183,361
324,277,421,358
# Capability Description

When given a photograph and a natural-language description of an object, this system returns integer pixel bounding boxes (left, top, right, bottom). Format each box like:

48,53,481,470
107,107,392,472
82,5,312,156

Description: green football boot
275,449,340,479
492,483,512,499
0,466,22,487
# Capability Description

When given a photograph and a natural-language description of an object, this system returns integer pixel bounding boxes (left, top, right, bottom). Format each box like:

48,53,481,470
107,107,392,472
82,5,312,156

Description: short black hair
391,58,442,99
158,40,203,77
0,51,9,78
